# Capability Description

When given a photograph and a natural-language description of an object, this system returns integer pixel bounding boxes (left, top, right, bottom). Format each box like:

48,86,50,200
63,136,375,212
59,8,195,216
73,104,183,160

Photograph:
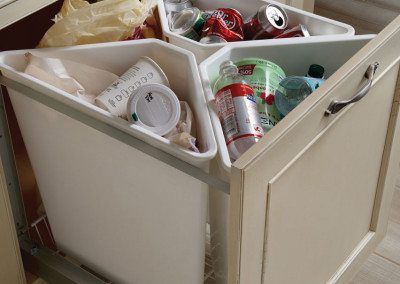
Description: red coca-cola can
244,4,288,40
200,8,244,43
274,24,310,39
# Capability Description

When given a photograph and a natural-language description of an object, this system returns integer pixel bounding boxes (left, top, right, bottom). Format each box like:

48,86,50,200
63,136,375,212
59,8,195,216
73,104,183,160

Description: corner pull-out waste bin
199,16,400,284
0,39,218,284
1,8,400,284
158,0,355,62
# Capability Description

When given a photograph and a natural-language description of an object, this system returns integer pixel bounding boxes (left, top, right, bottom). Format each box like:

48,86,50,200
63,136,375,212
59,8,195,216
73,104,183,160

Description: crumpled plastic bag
38,0,157,48
165,101,200,153
53,0,90,22
24,53,118,104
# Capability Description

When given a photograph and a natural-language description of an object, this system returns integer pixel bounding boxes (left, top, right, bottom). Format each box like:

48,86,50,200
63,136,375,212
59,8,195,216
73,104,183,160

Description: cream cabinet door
229,16,400,284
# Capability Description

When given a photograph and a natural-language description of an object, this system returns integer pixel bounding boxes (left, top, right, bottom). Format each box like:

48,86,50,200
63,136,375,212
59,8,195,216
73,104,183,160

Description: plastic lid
308,64,325,79
169,7,200,34
127,84,181,136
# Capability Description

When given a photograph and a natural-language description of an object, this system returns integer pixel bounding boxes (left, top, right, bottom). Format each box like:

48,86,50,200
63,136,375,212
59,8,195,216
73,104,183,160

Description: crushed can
169,7,211,41
274,24,310,39
201,8,244,43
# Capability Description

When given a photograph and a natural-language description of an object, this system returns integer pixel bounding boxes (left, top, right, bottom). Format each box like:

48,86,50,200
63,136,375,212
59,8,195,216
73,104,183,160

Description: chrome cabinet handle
325,62,379,116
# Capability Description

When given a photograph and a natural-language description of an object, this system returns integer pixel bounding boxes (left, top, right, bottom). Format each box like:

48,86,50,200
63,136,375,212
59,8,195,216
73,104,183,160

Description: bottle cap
127,84,181,136
308,64,325,79
219,60,238,75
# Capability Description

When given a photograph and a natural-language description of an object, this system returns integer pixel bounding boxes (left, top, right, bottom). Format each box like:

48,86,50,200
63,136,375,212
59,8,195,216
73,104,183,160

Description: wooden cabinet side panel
0,157,25,283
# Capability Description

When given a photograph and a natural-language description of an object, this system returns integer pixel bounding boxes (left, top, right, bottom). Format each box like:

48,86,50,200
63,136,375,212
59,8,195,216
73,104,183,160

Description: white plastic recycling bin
0,39,217,284
158,0,356,62
199,34,376,282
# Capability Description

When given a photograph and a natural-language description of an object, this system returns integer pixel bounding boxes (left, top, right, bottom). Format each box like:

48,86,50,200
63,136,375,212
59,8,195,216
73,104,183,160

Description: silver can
164,0,193,16
169,7,205,41
273,24,310,38
244,4,288,40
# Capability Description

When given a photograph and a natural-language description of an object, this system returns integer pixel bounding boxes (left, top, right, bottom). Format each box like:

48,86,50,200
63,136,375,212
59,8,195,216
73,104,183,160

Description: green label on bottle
183,28,200,41
235,58,286,132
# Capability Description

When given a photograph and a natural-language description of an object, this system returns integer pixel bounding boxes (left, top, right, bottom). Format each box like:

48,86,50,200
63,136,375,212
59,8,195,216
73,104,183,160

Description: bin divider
0,75,230,195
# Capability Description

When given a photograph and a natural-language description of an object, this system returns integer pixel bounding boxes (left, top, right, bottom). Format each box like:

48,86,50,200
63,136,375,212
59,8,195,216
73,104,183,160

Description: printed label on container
215,83,263,145
237,60,285,132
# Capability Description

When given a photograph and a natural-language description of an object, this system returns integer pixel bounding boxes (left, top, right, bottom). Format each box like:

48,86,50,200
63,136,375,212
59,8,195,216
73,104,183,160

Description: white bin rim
158,0,356,49
0,39,217,168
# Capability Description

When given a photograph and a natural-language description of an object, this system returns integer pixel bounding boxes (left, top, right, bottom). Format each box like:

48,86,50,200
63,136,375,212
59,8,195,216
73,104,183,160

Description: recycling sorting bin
0,39,217,284
2,1,397,283
158,0,355,62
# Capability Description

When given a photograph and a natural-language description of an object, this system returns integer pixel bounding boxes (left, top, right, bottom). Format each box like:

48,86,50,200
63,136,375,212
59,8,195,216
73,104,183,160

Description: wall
315,0,400,34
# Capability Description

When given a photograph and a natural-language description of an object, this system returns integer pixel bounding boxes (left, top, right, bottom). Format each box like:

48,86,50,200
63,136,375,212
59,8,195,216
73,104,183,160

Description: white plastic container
95,56,170,118
158,0,356,62
199,34,375,282
0,39,217,284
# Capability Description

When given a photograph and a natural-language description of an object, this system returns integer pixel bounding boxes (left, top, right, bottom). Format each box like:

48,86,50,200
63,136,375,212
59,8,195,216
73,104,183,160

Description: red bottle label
215,83,263,145
238,64,256,76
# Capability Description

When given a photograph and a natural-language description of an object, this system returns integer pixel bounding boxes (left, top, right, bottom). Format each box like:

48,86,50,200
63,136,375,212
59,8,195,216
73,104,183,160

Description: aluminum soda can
244,4,288,40
170,7,209,41
164,0,193,16
215,82,263,160
95,57,169,118
274,24,310,39
235,58,286,132
201,8,244,43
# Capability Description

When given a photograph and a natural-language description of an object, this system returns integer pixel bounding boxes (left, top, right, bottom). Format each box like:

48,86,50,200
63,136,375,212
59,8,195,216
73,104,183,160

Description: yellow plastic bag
38,0,157,48
53,0,90,22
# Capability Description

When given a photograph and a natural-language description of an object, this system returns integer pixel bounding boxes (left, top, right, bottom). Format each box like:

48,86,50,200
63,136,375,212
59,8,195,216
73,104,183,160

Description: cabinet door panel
230,15,400,284
265,64,398,284
0,156,25,283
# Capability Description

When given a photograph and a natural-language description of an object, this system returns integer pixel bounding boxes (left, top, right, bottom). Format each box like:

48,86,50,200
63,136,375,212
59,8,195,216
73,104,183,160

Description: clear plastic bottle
213,61,264,160
275,64,326,116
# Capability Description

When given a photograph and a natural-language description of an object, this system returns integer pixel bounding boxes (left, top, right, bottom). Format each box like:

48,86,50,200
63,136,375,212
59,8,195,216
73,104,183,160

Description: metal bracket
0,85,26,230
0,75,230,194
20,239,111,284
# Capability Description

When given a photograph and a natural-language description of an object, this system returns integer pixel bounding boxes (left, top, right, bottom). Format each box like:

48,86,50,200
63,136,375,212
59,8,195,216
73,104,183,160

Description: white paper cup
95,56,169,118
127,83,181,136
